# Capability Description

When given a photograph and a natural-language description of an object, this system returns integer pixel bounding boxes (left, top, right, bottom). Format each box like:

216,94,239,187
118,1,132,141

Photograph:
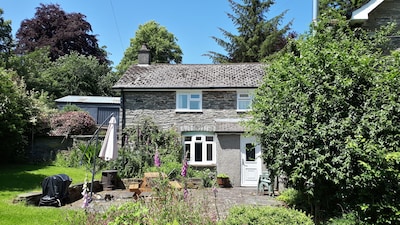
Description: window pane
238,100,250,110
206,144,213,161
195,143,202,161
178,95,187,108
184,136,192,141
246,143,255,161
185,144,190,160
191,94,200,99
190,101,200,109
206,136,213,141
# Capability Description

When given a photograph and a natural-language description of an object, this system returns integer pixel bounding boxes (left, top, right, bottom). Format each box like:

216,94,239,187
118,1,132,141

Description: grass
0,164,101,225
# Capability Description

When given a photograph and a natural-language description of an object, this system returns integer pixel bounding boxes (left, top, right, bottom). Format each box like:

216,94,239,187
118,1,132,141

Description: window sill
175,109,203,113
188,162,216,167
236,109,251,113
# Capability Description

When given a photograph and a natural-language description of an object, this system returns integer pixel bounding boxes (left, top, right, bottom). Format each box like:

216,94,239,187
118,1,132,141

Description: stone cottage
113,46,266,187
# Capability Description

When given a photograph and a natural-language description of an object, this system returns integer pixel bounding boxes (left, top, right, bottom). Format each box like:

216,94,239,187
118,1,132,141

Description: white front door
240,136,262,186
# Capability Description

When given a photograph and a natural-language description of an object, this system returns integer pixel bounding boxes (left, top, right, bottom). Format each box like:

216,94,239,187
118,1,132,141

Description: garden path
64,187,284,218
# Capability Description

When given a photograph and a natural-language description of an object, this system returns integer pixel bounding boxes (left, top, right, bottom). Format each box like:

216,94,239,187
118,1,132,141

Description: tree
41,52,115,99
0,8,13,68
116,20,183,75
8,47,52,92
319,0,371,18
0,68,34,163
205,0,295,63
15,4,108,64
246,12,400,224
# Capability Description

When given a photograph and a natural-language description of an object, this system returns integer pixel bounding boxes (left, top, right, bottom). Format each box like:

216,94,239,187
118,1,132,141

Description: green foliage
0,8,13,68
192,168,216,188
146,161,182,180
222,205,314,225
116,20,183,75
319,0,371,18
73,175,216,224
8,47,53,92
42,52,115,98
246,11,400,224
0,68,34,163
54,142,106,170
106,201,149,225
326,212,362,225
60,104,83,112
217,173,229,178
110,117,182,178
27,90,58,135
205,0,295,63
276,188,309,213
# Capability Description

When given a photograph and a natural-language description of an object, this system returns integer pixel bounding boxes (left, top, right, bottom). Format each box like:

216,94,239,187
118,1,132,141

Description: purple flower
183,188,189,200
212,186,218,197
181,159,188,177
154,151,161,167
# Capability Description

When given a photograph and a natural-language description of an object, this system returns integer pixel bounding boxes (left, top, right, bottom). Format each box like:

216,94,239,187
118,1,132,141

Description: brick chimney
138,44,150,65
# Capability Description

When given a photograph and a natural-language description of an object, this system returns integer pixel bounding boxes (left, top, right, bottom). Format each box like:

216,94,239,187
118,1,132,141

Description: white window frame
237,90,254,111
176,91,202,112
183,132,216,166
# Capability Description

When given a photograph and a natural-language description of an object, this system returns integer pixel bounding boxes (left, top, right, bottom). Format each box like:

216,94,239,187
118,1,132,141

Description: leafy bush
71,176,217,225
110,117,182,178
61,104,83,112
0,68,33,163
54,142,106,171
276,188,309,213
326,212,362,225
222,205,314,225
49,111,97,136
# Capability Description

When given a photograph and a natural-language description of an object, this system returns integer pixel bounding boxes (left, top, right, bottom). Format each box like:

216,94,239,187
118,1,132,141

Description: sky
2,0,313,67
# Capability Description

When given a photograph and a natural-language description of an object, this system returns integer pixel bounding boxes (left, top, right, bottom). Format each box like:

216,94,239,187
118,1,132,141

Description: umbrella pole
90,136,98,200
87,113,114,200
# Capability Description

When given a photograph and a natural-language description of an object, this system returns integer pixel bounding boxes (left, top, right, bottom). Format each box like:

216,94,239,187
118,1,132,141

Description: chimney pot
138,44,150,65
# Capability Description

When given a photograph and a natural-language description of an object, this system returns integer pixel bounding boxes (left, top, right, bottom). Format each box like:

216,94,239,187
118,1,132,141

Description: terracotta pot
217,177,231,188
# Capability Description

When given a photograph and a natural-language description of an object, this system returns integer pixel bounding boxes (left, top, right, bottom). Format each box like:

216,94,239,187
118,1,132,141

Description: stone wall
363,1,400,31
123,91,250,132
28,136,73,163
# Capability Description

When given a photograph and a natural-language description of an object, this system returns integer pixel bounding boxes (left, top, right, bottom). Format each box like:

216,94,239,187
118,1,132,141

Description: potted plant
216,173,231,188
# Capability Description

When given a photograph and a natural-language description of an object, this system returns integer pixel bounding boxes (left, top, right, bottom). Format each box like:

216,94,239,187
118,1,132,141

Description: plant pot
217,177,231,188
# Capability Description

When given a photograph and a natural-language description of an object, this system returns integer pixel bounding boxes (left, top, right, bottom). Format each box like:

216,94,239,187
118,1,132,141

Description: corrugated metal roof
55,95,120,104
113,63,266,89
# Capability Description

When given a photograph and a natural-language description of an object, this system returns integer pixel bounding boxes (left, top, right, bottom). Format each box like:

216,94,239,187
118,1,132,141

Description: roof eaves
351,0,384,21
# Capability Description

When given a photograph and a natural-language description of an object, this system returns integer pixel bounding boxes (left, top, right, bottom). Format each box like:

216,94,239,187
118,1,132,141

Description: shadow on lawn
0,164,48,192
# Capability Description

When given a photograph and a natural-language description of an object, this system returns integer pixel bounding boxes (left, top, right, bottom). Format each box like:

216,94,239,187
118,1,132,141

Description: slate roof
113,63,266,89
55,95,120,104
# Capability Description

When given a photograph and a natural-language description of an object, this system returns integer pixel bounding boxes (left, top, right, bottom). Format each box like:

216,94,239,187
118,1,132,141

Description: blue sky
2,0,313,67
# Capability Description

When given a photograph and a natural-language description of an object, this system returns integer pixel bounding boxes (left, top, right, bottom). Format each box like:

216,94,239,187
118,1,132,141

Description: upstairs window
176,91,202,111
183,133,216,166
237,90,253,111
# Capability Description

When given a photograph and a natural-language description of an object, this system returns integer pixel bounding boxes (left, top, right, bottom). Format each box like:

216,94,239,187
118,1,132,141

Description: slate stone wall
123,91,249,132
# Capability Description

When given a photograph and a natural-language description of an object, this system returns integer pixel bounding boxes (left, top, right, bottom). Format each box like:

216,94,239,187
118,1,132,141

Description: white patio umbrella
98,116,118,161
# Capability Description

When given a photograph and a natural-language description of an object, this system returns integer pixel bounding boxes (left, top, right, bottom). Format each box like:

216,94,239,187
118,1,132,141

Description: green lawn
0,164,100,225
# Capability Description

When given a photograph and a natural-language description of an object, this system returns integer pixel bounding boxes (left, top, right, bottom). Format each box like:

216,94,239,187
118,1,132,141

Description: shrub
326,212,362,225
49,111,97,136
54,142,106,170
110,117,182,178
222,205,314,225
276,188,309,212
61,104,83,112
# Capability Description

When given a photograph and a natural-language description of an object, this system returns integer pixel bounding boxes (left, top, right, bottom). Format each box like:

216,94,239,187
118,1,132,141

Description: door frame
240,136,262,186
